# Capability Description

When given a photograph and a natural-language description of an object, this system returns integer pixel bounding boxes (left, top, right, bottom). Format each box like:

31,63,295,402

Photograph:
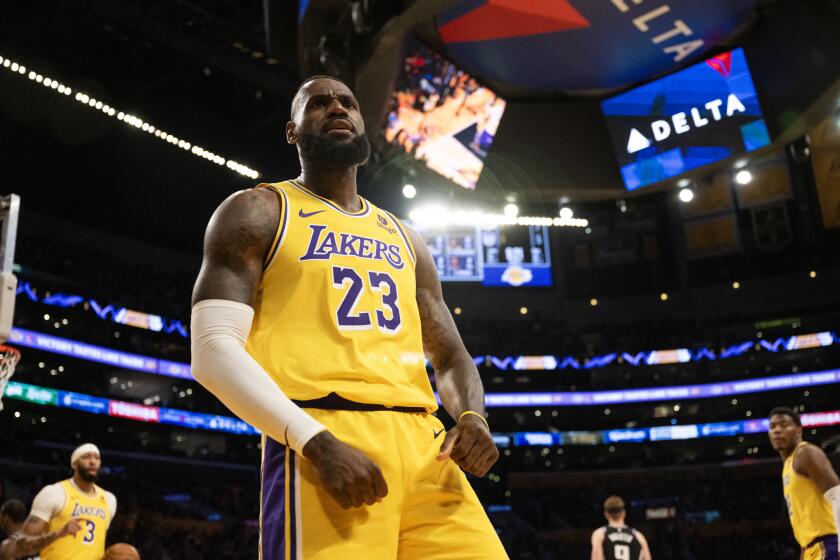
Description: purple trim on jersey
263,187,290,270
382,210,416,264
288,179,370,218
260,438,286,560
807,535,839,559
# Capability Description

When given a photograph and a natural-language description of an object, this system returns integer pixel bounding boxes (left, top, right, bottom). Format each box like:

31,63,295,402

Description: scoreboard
410,223,552,287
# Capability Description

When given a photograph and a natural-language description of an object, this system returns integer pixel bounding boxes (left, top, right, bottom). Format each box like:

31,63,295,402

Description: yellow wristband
458,410,489,430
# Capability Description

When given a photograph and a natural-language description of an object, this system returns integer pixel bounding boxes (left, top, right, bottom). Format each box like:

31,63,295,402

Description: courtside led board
601,48,770,191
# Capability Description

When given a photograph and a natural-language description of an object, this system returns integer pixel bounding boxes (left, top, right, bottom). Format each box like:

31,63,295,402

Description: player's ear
286,121,297,145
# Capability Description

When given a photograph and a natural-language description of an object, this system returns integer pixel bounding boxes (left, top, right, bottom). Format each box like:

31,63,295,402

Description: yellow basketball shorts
259,409,509,560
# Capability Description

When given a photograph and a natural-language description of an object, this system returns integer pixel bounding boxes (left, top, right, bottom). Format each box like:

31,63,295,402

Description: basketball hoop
0,344,21,411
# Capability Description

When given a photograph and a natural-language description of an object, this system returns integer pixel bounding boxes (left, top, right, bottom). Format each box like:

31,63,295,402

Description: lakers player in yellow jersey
21,444,117,560
191,75,508,559
769,407,840,560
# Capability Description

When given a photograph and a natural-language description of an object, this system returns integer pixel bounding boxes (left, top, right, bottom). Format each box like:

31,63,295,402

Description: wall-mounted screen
384,41,506,190
602,48,771,191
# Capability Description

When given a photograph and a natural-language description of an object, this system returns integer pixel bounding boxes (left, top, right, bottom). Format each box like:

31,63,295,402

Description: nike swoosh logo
433,429,444,439
298,209,326,218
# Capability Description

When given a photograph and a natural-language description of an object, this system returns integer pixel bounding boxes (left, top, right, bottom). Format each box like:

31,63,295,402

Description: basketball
104,543,140,560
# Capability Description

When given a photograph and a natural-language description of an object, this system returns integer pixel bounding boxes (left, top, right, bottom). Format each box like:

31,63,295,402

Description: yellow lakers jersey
41,480,111,560
246,179,437,412
783,442,837,547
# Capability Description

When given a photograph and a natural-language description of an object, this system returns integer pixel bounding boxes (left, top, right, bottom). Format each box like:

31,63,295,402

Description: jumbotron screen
384,41,506,190
409,224,552,287
601,48,771,191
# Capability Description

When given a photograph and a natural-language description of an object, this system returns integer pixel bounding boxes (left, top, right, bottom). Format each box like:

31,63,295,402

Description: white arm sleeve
190,299,326,455
105,491,117,522
29,483,65,522
825,485,840,538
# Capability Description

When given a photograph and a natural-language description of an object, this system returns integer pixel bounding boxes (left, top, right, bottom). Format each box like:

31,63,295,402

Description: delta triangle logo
438,0,590,43
627,128,651,154
705,52,732,77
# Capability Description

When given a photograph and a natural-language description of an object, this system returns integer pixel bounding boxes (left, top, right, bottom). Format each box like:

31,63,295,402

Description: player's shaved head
290,75,352,120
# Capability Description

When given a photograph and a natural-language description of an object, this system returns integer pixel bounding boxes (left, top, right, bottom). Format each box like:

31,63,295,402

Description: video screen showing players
384,40,507,190
410,224,552,287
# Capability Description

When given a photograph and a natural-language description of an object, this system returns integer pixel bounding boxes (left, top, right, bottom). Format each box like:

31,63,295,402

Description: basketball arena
1,2,840,559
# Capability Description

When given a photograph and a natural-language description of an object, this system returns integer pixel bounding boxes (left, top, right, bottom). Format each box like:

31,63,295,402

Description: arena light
408,206,589,228
0,52,260,180
558,207,574,219
402,184,416,199
678,187,694,203
734,169,753,185
503,203,519,218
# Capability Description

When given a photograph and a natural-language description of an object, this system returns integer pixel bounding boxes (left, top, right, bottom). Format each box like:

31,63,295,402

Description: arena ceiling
0,0,838,253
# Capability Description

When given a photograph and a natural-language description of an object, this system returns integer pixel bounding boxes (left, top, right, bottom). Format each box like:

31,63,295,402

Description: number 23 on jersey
332,265,401,334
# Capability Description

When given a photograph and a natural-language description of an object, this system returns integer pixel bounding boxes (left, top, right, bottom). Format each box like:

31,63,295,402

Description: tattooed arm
405,227,498,477
12,517,80,556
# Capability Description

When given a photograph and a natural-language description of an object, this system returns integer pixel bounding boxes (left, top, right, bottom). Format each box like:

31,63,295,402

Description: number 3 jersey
40,480,113,560
246,180,437,412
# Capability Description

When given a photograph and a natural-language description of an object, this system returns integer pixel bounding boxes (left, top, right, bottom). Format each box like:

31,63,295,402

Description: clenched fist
303,431,388,509
437,413,499,477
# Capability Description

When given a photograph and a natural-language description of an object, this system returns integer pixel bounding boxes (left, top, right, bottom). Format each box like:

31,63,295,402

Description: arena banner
812,146,840,229
437,0,758,92
681,172,734,219
683,213,740,258
734,151,792,209
751,204,791,252
810,114,840,229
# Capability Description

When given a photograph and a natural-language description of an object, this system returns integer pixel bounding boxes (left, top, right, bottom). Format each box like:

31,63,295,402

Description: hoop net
0,344,20,411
